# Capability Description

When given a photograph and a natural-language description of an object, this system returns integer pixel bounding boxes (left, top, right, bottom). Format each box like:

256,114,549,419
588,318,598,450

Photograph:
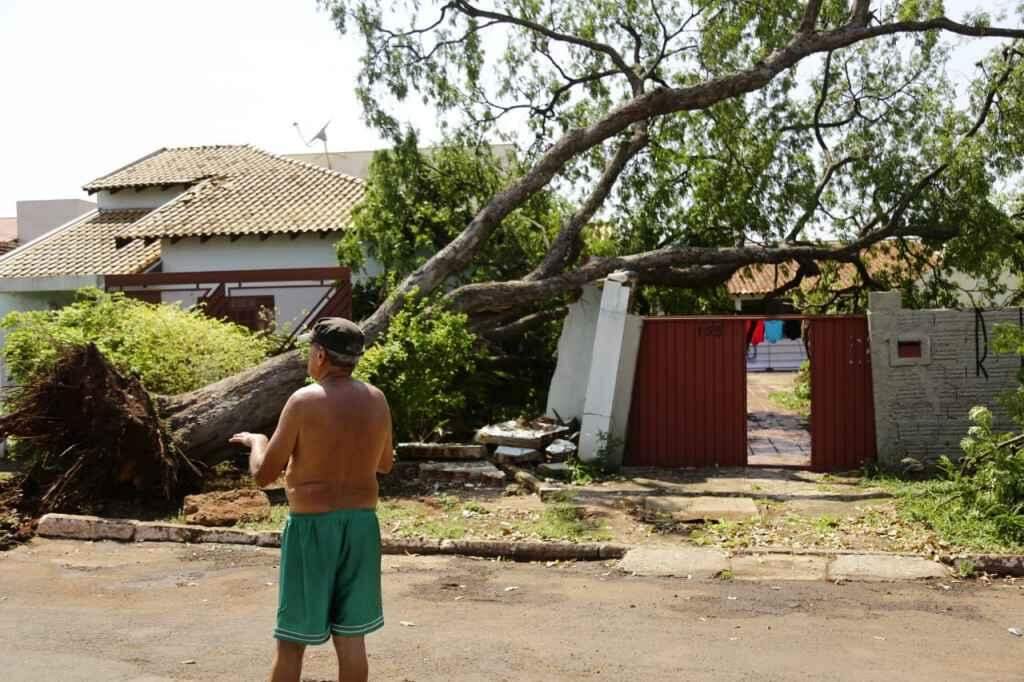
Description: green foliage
934,407,1024,544
566,431,621,485
337,131,563,312
1,289,272,395
767,361,811,415
353,294,480,441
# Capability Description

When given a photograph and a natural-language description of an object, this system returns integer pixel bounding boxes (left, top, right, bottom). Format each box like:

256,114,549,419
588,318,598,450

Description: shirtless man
230,317,393,682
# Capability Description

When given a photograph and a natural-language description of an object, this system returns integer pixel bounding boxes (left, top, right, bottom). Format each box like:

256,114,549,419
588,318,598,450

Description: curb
34,513,629,562
940,553,1024,577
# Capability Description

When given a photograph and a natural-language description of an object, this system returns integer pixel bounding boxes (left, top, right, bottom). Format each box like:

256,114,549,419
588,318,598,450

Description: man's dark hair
321,345,359,372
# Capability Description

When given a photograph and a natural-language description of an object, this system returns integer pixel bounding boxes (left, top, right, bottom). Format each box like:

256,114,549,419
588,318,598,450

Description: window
224,295,275,331
897,340,923,359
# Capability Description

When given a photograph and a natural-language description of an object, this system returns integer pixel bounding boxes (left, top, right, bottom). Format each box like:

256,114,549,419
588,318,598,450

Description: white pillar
578,272,641,467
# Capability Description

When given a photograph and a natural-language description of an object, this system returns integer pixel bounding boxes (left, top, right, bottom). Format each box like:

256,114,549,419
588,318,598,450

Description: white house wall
159,234,364,331
161,234,341,272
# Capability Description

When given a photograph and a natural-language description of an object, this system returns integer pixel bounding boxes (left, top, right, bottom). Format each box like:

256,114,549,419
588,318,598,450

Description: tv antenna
292,121,332,170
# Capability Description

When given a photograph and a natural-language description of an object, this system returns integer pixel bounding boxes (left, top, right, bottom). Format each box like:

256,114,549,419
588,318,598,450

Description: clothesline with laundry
745,319,802,346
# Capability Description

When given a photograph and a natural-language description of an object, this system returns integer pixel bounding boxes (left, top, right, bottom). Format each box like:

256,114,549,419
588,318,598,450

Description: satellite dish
291,121,333,170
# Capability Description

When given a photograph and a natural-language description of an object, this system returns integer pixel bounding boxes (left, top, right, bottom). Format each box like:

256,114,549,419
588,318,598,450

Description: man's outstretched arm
230,392,303,488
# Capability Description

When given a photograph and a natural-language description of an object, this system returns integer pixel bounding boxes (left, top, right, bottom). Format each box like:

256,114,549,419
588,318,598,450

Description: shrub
1,289,273,395
935,406,1024,544
354,295,479,441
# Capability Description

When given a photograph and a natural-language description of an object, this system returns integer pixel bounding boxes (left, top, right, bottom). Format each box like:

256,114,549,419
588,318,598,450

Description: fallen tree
1,344,201,514
169,2,1024,463
10,3,1024,481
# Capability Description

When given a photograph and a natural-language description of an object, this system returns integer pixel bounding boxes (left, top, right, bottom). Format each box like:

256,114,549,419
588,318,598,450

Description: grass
684,505,940,553
870,476,1024,554
227,495,612,543
528,501,612,542
767,390,810,417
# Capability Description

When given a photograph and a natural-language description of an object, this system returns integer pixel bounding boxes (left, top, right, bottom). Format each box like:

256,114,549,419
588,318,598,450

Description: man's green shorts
274,508,383,645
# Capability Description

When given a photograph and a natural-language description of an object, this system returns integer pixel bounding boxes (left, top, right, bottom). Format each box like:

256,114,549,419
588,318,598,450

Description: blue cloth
764,320,784,344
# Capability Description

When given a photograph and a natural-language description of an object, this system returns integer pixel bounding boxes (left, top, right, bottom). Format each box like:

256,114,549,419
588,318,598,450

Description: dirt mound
0,344,201,517
183,489,270,527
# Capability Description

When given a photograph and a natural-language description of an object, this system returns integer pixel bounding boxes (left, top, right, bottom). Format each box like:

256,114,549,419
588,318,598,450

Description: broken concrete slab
537,462,572,481
476,419,570,449
644,496,760,522
618,546,730,578
545,439,577,462
183,489,270,527
492,446,543,465
419,460,507,487
36,514,136,542
396,443,487,461
829,554,948,582
732,554,828,581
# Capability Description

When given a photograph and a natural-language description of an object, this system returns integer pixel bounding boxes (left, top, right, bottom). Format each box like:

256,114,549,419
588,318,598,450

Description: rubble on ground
545,439,577,462
182,489,271,527
396,443,487,461
475,418,570,449
492,446,543,465
418,461,507,487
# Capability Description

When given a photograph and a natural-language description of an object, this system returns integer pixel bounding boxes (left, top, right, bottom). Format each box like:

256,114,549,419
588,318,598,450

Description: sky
0,0,1017,217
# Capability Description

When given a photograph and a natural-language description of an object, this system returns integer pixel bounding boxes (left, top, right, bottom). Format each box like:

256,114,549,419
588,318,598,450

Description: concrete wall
868,291,1022,465
15,199,95,243
95,187,184,211
545,285,602,423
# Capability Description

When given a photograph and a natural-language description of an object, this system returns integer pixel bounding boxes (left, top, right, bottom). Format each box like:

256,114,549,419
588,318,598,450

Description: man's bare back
232,376,394,514
282,378,393,513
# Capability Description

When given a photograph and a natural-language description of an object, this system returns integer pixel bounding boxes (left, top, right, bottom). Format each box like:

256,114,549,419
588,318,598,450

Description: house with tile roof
0,145,367,359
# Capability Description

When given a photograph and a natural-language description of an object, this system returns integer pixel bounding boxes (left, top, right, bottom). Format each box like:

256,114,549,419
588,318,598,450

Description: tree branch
527,126,649,281
481,307,569,341
360,14,1024,342
800,0,825,34
813,50,834,153
786,156,857,241
451,0,641,90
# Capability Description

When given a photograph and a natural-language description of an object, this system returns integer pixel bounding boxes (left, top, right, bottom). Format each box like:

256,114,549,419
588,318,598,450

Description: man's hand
229,432,269,450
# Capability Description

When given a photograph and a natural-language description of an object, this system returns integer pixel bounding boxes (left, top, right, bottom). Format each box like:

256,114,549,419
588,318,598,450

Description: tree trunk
157,349,307,467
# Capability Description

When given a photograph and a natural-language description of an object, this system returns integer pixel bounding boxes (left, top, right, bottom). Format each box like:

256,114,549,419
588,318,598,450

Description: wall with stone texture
868,291,1022,465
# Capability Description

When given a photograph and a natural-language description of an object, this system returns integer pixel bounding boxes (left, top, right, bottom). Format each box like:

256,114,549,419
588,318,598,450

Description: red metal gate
808,317,877,472
626,318,747,467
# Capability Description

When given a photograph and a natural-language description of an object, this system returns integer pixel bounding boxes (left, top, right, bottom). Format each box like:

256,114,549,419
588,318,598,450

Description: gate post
578,272,642,468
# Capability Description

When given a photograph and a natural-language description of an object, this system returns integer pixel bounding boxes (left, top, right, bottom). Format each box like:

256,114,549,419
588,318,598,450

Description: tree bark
157,349,307,467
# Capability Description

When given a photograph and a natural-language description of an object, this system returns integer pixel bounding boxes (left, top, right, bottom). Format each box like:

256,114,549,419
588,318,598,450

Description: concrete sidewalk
618,546,950,581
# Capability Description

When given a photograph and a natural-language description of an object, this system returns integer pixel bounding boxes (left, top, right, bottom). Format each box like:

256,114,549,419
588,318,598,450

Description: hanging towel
783,319,802,340
764,320,784,344
751,320,765,345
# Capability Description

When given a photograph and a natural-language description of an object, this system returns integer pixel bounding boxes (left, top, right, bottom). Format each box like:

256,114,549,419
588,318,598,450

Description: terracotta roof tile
101,146,366,240
0,241,18,256
83,146,268,191
726,241,935,296
0,211,159,279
